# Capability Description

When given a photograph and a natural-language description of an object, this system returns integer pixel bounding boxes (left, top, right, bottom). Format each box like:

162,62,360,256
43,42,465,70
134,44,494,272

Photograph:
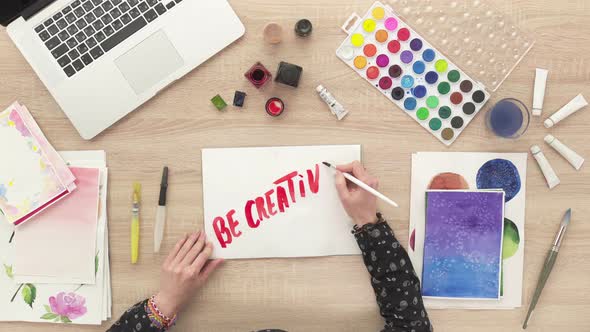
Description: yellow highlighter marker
131,182,141,264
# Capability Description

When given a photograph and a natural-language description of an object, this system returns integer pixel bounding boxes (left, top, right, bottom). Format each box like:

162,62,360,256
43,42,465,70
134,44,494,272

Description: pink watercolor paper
14,167,100,284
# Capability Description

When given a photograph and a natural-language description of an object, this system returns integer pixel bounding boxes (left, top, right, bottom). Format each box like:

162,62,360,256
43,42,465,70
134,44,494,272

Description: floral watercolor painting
41,292,88,323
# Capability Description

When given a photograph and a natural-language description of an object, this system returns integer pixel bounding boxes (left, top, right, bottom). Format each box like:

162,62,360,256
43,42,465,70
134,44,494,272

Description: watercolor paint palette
336,2,491,145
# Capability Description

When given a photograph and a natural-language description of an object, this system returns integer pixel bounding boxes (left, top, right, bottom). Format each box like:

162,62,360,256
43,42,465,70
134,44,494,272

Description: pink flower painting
41,292,87,323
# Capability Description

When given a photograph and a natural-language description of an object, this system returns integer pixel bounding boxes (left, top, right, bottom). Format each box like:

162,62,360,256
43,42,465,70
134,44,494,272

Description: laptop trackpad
115,30,184,95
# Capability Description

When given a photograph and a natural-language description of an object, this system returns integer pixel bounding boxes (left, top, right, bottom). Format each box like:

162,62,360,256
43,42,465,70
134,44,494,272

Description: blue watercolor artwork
422,190,504,299
476,159,521,202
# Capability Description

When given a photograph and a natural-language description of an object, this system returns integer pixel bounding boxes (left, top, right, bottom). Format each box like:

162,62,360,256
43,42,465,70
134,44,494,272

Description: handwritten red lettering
211,163,322,249
213,216,232,248
274,171,298,203
276,185,290,212
226,209,241,238
265,189,277,216
255,196,270,221
298,175,306,198
307,163,320,194
245,200,259,228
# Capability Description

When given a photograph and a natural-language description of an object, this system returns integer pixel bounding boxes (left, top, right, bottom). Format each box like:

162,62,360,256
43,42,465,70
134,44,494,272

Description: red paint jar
265,97,285,116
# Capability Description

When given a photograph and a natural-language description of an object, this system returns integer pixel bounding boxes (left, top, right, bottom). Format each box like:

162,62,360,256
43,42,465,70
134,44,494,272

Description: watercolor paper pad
14,167,100,285
0,151,110,325
0,102,76,225
409,152,527,309
422,190,504,300
202,145,361,259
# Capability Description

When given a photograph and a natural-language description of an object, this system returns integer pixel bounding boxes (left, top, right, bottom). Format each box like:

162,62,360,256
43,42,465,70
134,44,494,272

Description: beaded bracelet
352,212,385,234
146,295,177,330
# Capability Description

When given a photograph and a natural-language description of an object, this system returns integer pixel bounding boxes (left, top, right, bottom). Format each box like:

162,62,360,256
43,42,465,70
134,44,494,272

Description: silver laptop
2,0,245,139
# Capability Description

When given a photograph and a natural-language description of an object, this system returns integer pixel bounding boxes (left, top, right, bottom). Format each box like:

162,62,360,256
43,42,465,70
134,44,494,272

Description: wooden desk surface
1,0,589,331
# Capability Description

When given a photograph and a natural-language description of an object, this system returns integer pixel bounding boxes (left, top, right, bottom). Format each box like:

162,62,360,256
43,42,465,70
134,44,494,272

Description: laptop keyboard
35,0,181,78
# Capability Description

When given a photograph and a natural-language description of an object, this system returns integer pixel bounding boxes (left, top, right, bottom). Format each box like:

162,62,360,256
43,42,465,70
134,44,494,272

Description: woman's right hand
334,161,379,227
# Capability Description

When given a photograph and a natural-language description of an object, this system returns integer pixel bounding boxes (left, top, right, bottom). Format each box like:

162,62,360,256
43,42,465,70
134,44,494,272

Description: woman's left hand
154,231,223,317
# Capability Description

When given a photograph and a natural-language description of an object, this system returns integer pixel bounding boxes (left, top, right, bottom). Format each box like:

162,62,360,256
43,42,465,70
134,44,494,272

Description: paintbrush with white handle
322,162,398,208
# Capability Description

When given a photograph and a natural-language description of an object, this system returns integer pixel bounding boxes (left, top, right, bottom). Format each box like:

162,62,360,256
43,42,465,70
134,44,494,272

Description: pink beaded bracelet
147,295,177,330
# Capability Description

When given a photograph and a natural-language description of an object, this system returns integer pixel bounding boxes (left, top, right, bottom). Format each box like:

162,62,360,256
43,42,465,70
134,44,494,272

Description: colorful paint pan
435,59,448,73
437,82,451,94
372,6,385,19
410,38,423,51
413,85,426,98
422,49,435,62
389,65,402,78
416,107,429,120
376,54,389,67
363,19,377,32
401,75,414,88
400,51,413,64
439,106,452,119
472,90,486,103
351,33,364,47
384,17,398,31
375,29,388,43
425,71,438,84
364,44,377,57
397,28,410,41
429,118,442,130
354,56,367,69
413,61,425,74
460,80,473,93
388,40,401,53
450,92,463,105
448,70,460,82
379,77,392,90
426,96,439,109
335,1,490,146
366,66,379,79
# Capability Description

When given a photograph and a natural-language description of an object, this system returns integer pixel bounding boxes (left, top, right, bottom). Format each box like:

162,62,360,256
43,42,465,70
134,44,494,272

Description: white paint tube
316,85,349,120
532,68,548,116
531,145,560,189
544,134,584,170
544,94,588,128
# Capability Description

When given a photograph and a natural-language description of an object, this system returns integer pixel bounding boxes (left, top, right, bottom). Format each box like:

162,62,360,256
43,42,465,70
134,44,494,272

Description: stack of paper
409,152,527,309
0,151,111,325
0,102,76,226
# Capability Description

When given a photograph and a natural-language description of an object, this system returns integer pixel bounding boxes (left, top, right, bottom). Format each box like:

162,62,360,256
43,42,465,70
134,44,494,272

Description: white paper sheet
409,152,527,309
202,145,362,259
0,151,110,325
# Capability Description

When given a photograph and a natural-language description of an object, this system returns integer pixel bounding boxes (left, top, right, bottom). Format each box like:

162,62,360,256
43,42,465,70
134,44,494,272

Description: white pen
323,162,398,208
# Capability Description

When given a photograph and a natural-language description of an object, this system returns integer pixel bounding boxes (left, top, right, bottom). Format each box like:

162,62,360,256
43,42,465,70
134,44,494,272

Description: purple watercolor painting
422,190,504,299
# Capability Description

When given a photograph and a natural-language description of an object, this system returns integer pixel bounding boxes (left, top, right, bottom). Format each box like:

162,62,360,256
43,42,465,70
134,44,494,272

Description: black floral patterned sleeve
107,299,164,332
354,214,432,332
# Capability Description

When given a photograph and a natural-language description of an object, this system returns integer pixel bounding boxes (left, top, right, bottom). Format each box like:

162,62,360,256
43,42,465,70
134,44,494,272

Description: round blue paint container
486,98,530,138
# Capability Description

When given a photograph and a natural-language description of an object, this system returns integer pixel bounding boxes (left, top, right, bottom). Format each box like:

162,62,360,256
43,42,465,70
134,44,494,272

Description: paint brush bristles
323,161,399,208
561,208,571,228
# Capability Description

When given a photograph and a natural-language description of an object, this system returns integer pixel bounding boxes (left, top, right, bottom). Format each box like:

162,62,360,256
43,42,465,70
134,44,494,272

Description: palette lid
380,0,535,92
